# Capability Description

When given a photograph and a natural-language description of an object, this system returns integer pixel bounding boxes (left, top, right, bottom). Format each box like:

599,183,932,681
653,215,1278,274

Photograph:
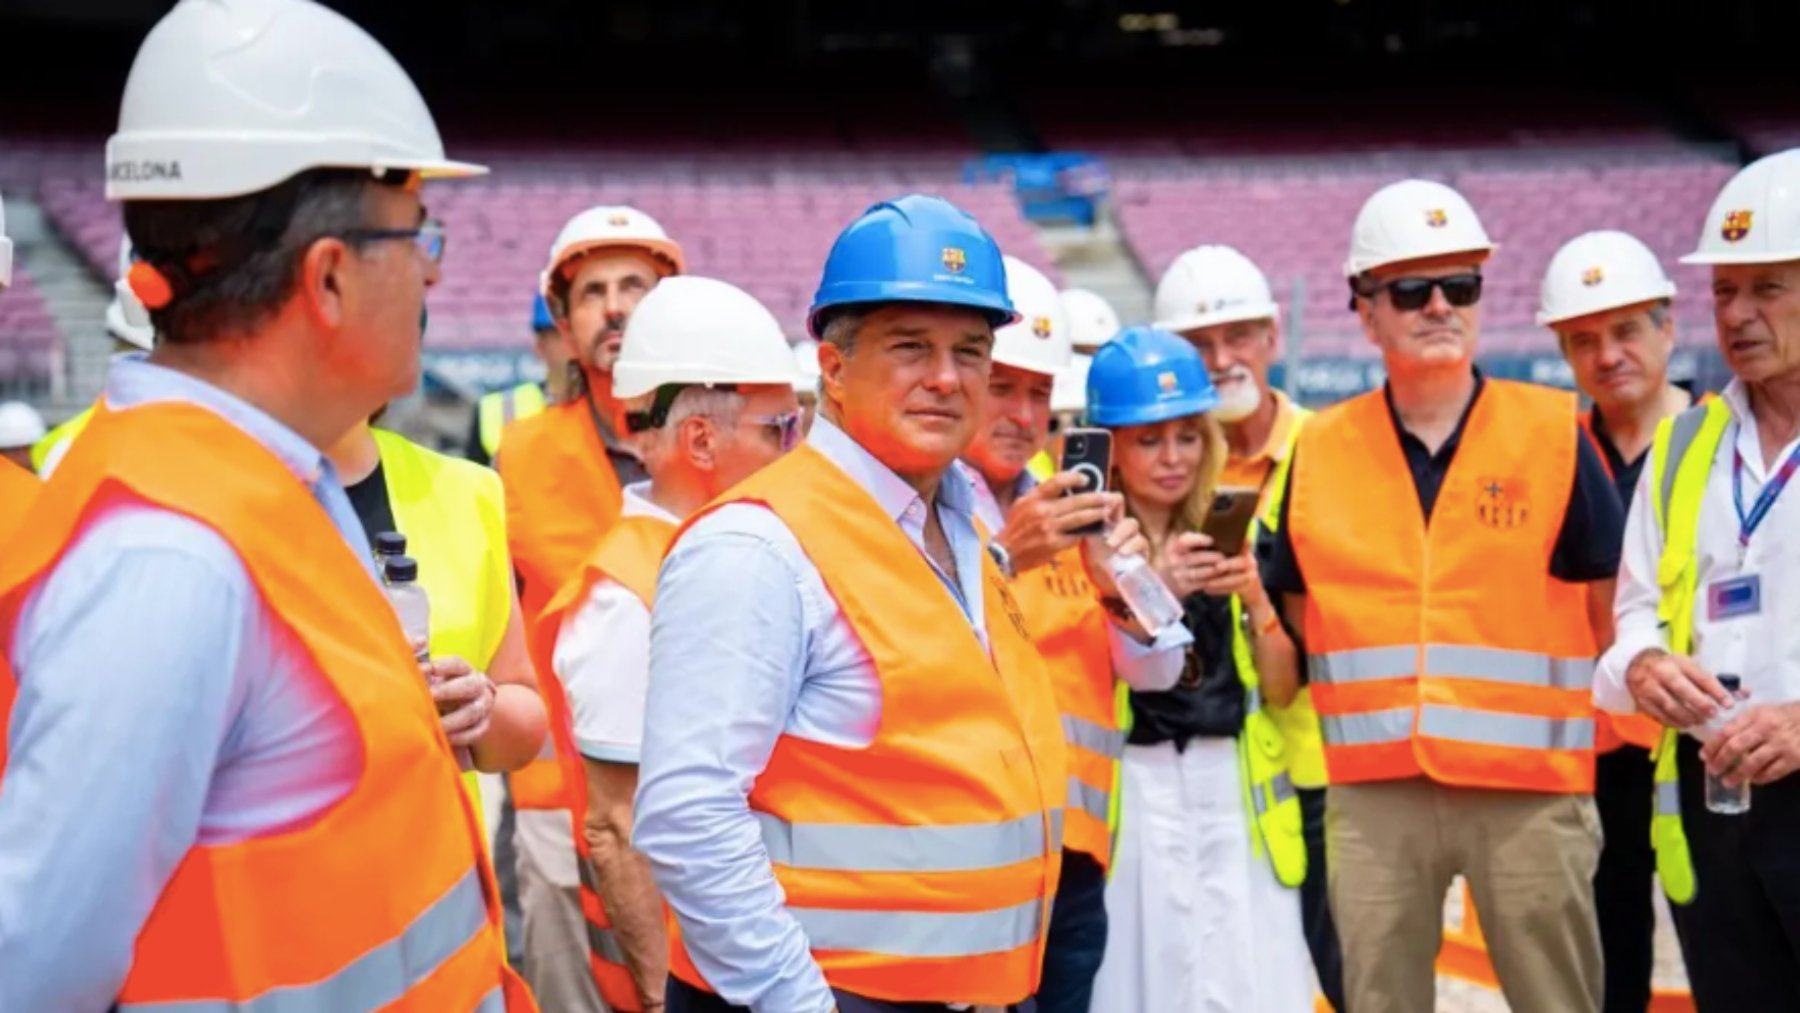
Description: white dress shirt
554,481,680,763
1597,379,1800,721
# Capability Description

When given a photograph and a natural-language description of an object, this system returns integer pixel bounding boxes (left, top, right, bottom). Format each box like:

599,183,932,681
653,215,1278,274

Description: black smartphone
1200,487,1263,557
1058,427,1113,536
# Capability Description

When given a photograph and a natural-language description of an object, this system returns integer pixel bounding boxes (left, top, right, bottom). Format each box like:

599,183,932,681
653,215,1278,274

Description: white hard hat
106,0,484,202
791,338,821,393
1683,149,1800,266
0,401,46,449
1345,179,1495,278
992,256,1072,377
1154,245,1280,333
541,206,685,300
612,276,803,399
1538,230,1676,327
0,191,11,290
107,237,155,350
1060,288,1120,350
1051,353,1092,414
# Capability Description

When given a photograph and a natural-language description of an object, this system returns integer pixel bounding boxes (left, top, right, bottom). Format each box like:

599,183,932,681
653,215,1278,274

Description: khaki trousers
1327,778,1602,1013
516,807,606,1012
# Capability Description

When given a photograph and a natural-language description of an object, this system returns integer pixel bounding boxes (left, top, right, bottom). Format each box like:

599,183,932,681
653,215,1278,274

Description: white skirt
1089,737,1315,1013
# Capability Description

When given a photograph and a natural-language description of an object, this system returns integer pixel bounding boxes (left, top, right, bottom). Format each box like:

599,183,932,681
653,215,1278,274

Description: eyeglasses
341,218,447,264
741,411,803,451
1361,273,1483,312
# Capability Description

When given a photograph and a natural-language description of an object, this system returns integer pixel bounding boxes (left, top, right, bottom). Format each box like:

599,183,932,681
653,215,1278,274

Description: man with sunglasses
533,275,803,1013
1264,179,1623,1013
0,0,530,1009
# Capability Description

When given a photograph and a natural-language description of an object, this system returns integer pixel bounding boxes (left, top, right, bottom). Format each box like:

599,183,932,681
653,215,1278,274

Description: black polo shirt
1586,408,1653,512
1264,374,1625,598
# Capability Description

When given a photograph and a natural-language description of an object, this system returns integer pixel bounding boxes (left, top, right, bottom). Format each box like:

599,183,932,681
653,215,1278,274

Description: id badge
1707,573,1763,621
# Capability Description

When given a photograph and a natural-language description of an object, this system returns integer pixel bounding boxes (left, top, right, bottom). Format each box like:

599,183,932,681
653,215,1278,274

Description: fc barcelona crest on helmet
608,212,631,227
1425,209,1449,229
1157,370,1178,392
1031,316,1053,339
1581,266,1605,287
942,247,967,273
1722,210,1754,243
1475,477,1530,530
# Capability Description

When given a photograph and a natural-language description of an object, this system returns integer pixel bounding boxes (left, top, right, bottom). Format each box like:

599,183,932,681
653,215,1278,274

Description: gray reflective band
533,736,557,762
1419,705,1594,751
575,859,628,966
499,389,520,425
1314,645,1594,692
120,868,489,1012
1660,405,1712,524
1310,646,1417,685
1320,707,1413,747
1068,777,1109,822
1252,772,1297,815
758,811,1054,874
1061,713,1126,760
1657,780,1681,816
475,988,505,1013
791,897,1044,959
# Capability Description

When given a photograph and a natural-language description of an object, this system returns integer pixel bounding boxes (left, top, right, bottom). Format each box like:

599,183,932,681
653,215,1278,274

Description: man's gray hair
818,308,871,356
1646,301,1671,330
634,385,746,462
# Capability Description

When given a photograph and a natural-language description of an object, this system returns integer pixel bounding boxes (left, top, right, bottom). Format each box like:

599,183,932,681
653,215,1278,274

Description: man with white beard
1153,243,1343,1012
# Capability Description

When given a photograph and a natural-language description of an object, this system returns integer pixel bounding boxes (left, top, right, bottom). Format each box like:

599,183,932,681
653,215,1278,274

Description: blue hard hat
531,292,555,332
1085,326,1219,427
808,194,1018,338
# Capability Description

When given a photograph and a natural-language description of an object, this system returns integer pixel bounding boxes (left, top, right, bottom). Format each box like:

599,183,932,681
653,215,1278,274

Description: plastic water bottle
374,531,407,573
382,555,431,662
383,555,473,771
1108,552,1186,634
1706,674,1751,815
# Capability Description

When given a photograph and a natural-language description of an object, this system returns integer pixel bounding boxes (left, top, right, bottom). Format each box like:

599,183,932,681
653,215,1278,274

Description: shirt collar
806,414,977,524
621,481,682,523
104,354,329,486
1723,378,1756,430
1383,366,1486,455
1239,389,1302,466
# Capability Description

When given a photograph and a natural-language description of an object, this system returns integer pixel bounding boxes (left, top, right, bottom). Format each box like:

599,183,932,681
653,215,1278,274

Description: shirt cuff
1595,629,1661,715
578,738,641,764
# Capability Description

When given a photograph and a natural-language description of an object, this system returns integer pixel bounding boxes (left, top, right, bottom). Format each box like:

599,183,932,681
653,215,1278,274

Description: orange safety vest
1578,408,1664,753
527,515,678,1013
1290,380,1598,794
1010,543,1120,869
0,401,532,1011
0,458,38,543
665,445,1067,1005
497,398,625,811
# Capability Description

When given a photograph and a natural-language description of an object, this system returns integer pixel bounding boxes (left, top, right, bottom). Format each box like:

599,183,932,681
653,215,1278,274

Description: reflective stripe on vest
1257,410,1330,791
757,809,1062,873
1310,644,1595,691
118,869,491,1012
1643,398,1733,906
1291,381,1596,792
791,898,1046,960
1061,713,1126,761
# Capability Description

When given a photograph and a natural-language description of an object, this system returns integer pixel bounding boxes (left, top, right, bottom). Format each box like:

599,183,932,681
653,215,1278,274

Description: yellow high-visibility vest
477,383,548,460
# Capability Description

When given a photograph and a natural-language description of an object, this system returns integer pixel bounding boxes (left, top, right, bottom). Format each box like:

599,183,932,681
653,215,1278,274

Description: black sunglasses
1352,273,1483,312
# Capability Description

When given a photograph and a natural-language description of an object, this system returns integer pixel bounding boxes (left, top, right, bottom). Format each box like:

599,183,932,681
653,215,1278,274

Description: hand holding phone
1199,487,1262,558
1058,428,1113,537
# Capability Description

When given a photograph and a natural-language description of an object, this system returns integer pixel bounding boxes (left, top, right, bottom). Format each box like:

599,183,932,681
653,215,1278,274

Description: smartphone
1200,487,1263,557
1058,427,1113,536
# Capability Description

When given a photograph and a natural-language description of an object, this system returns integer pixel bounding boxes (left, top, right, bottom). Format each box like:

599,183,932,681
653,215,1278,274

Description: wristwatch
987,541,1017,580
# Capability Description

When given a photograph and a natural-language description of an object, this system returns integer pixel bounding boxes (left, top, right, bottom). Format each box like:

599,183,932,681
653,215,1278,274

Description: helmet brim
1088,392,1220,428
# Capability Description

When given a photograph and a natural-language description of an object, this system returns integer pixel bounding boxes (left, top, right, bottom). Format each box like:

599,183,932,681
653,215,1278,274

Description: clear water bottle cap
383,555,419,583
375,531,407,556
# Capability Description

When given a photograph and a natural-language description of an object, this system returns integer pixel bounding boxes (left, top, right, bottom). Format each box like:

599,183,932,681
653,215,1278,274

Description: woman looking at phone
1086,326,1314,1012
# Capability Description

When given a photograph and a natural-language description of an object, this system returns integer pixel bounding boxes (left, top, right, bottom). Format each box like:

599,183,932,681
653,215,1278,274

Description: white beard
1212,376,1264,423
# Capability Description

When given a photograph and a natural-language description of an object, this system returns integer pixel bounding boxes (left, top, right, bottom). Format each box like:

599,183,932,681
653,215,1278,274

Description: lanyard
1732,437,1800,548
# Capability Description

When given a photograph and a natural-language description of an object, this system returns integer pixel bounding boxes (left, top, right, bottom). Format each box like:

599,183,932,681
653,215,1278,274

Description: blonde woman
1087,327,1313,1012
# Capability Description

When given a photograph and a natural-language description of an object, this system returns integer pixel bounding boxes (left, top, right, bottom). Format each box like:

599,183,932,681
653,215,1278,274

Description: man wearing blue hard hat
465,291,573,466
636,194,1068,1012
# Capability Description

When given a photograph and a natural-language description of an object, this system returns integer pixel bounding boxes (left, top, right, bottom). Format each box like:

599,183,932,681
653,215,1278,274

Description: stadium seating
0,267,63,394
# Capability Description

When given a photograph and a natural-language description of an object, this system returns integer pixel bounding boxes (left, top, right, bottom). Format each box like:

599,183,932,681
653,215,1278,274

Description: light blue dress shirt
635,417,1000,1012
0,356,375,1012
